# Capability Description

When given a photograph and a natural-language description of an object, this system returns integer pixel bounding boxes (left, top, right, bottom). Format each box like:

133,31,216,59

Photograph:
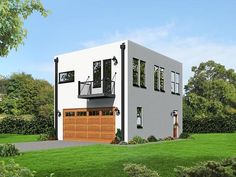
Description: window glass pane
102,110,113,116
93,61,101,88
154,66,159,90
171,82,175,93
140,60,146,87
77,111,87,116
160,68,165,91
137,107,143,128
133,58,139,86
59,71,74,83
171,72,175,82
176,73,180,83
65,112,75,116
175,83,179,94
89,111,99,116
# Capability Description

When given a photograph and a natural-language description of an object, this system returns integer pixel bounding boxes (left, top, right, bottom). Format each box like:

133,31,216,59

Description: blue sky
1,0,236,85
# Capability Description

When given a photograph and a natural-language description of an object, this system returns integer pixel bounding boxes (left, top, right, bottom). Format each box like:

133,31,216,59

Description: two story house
54,40,182,143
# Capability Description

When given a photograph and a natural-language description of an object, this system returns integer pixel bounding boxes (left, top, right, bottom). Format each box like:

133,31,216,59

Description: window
171,71,175,93
133,58,139,86
77,111,87,116
154,65,159,91
171,71,180,95
140,60,146,88
89,110,99,116
65,111,75,117
102,110,113,116
59,71,74,84
133,58,146,88
93,61,101,88
160,67,165,92
137,107,143,129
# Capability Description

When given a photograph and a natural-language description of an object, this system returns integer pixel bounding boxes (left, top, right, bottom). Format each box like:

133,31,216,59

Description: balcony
78,80,115,99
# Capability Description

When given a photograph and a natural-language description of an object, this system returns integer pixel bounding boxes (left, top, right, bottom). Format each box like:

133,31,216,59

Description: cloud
81,23,236,86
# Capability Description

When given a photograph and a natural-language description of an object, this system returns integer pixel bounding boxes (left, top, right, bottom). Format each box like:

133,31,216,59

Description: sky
1,0,236,86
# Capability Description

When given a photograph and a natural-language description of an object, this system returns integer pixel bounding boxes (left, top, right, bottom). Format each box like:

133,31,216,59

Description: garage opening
63,107,115,142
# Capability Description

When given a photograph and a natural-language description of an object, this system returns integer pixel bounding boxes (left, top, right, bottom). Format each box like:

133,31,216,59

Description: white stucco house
54,40,182,143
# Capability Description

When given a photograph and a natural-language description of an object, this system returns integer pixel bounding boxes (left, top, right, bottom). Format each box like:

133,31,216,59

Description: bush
163,136,174,141
179,132,191,139
124,163,160,177
175,158,236,177
0,159,36,177
147,135,158,142
38,134,50,141
128,136,148,144
111,129,122,144
0,116,54,135
0,144,20,157
111,137,120,144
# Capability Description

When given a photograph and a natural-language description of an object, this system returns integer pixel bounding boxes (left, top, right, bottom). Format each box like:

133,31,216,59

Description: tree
0,0,48,57
183,60,236,133
0,73,54,118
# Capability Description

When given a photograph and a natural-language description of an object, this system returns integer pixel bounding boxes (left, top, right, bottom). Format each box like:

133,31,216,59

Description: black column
54,57,59,140
120,43,126,141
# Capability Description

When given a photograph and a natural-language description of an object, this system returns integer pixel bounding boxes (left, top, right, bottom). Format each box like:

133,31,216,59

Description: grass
0,134,39,143
0,133,236,177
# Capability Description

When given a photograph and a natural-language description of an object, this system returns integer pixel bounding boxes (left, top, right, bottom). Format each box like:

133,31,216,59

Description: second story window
59,71,74,84
133,58,146,88
171,71,180,95
160,67,165,92
93,61,101,88
154,65,159,91
140,60,146,88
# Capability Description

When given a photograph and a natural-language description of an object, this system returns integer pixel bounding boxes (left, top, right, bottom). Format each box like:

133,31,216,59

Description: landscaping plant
147,135,158,142
124,163,160,177
128,136,148,144
179,132,191,139
0,144,19,157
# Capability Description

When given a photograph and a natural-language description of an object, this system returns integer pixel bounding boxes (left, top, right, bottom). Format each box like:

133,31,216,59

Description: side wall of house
56,42,125,140
127,41,183,140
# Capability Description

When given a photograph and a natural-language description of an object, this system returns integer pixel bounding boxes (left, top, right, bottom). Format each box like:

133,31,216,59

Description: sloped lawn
0,134,39,143
0,133,236,177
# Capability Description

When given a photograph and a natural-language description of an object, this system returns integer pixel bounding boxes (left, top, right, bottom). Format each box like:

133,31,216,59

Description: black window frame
171,71,175,94
59,70,75,84
171,71,180,95
160,67,165,92
137,107,143,129
154,65,160,91
133,58,139,87
140,60,146,88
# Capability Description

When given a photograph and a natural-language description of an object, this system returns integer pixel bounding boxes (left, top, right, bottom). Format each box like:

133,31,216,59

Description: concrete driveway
14,141,99,152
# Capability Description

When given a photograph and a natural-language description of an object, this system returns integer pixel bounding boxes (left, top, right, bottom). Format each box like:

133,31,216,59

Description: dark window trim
154,65,160,91
171,71,180,96
59,70,75,84
140,60,146,88
160,67,165,92
133,58,139,87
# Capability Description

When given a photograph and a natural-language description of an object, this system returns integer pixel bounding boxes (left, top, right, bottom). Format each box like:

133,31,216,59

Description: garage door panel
76,132,87,138
88,118,100,124
76,125,87,131
101,125,114,132
88,125,100,131
88,132,100,139
101,118,115,124
64,131,76,138
101,133,115,139
64,119,76,124
76,118,87,124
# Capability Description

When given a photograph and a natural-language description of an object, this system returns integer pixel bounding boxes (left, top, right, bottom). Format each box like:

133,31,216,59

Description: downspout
54,57,59,140
120,43,126,141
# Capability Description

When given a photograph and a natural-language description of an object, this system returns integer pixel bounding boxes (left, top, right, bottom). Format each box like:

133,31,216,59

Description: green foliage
128,136,148,144
0,144,19,157
124,163,160,177
184,60,236,133
0,116,54,134
119,141,128,145
175,158,236,177
0,73,54,119
0,159,35,177
147,135,158,142
38,134,49,141
179,132,191,139
0,0,48,57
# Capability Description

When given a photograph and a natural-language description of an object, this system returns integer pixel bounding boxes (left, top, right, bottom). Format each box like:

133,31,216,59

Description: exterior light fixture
112,56,118,65
114,107,120,115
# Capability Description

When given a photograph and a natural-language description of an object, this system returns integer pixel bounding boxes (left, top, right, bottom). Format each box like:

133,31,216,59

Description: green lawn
0,133,236,177
0,134,39,143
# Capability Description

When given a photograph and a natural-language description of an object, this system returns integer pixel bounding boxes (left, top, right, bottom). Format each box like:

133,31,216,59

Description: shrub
124,163,160,177
147,135,158,142
179,132,191,139
163,136,174,141
111,129,122,144
128,136,148,144
38,134,50,141
0,144,20,157
175,158,236,177
0,159,36,177
111,137,120,144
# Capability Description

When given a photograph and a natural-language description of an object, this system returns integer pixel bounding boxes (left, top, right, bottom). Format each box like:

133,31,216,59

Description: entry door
103,59,111,94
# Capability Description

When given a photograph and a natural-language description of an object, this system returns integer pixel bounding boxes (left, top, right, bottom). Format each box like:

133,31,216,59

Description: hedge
183,116,236,133
0,116,54,134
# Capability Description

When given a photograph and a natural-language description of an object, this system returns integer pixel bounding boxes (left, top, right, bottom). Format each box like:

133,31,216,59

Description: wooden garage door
63,107,115,142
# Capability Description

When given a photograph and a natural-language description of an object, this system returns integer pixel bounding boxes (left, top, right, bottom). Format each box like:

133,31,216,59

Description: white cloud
81,23,236,86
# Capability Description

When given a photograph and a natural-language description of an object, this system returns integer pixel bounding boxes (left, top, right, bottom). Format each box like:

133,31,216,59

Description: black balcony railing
78,80,115,99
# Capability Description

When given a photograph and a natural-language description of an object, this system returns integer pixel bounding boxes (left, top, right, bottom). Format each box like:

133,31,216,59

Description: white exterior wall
56,41,127,140
126,41,183,140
